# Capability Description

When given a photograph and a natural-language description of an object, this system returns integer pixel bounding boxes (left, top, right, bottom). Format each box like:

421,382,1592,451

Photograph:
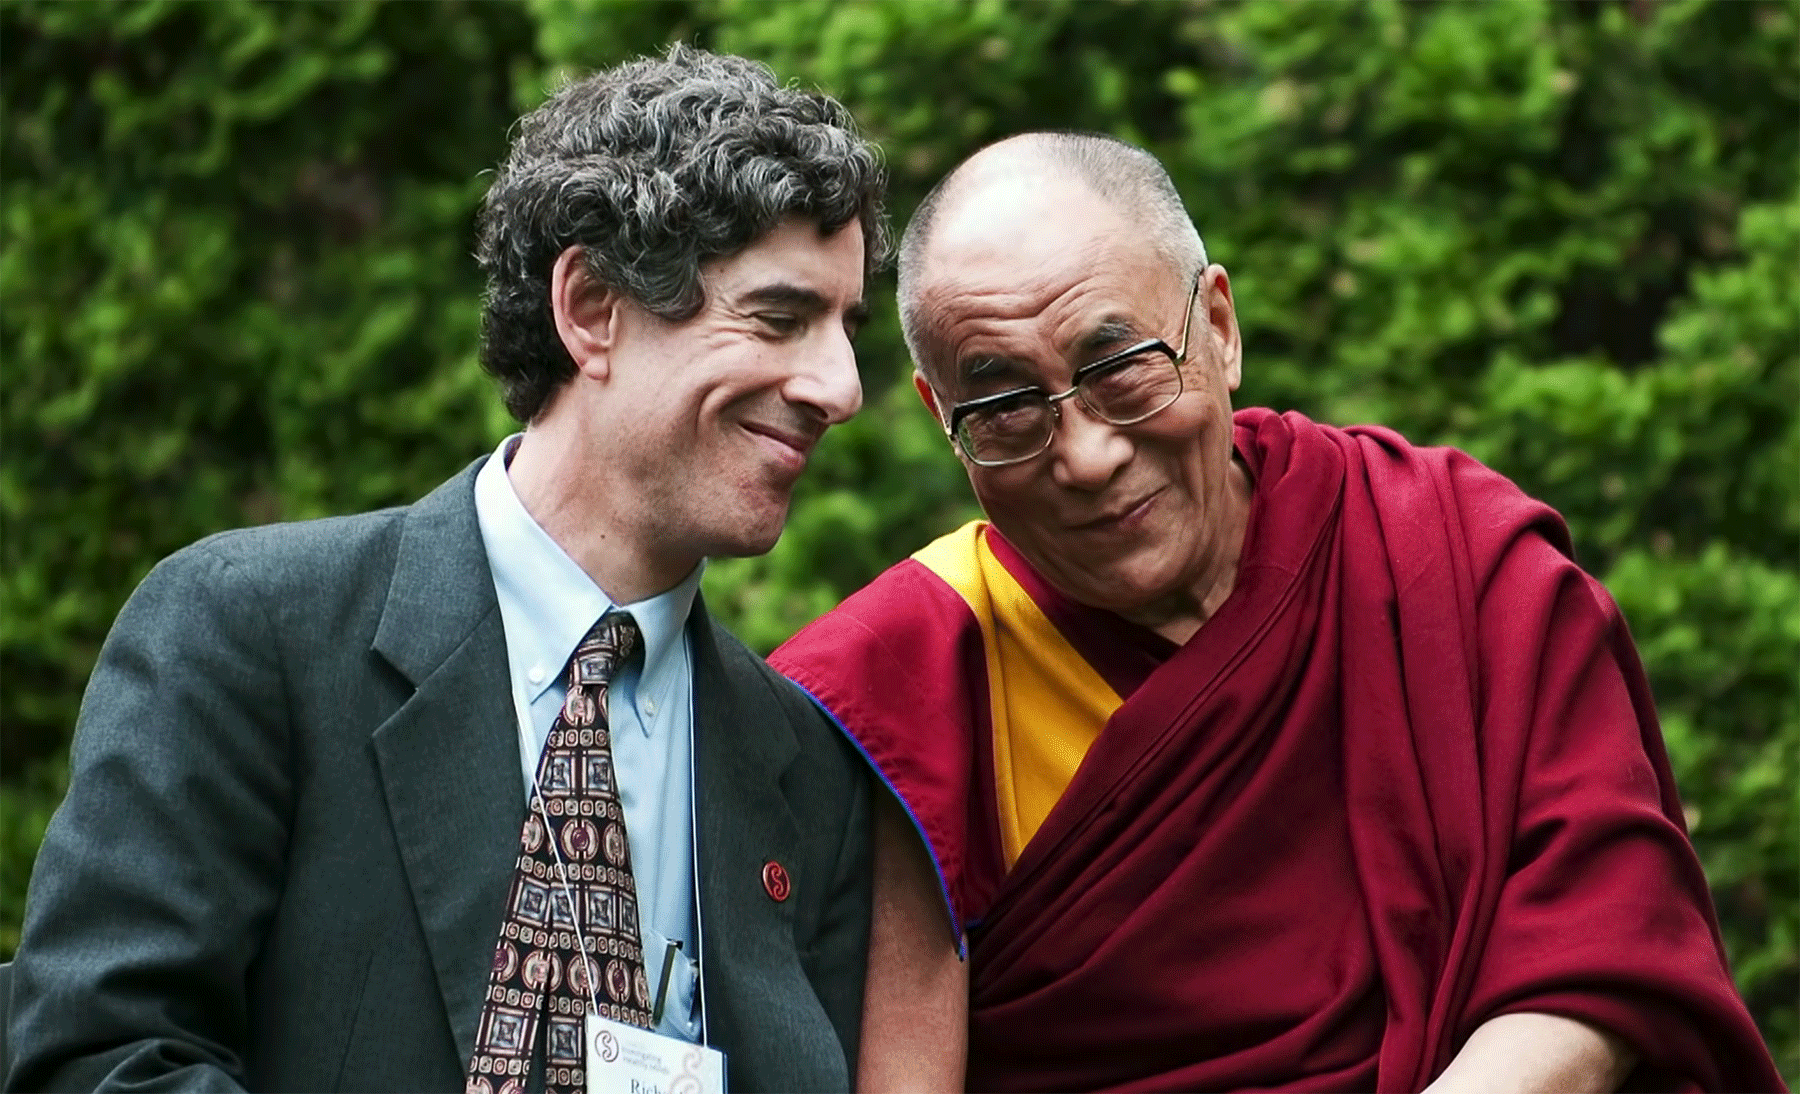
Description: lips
741,420,820,470
1072,489,1159,531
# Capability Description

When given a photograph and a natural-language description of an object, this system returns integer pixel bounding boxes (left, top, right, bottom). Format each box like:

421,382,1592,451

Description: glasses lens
957,392,1054,465
1080,350,1183,424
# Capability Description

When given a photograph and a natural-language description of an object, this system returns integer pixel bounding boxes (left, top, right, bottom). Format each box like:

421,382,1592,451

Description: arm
6,545,290,1092
1451,513,1776,1088
1423,1012,1638,1094
857,789,967,1094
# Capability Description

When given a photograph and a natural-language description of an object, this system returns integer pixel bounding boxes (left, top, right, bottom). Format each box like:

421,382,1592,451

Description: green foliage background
2,0,1793,1077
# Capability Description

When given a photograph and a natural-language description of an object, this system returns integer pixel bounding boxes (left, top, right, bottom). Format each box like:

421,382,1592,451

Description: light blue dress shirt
473,437,704,1043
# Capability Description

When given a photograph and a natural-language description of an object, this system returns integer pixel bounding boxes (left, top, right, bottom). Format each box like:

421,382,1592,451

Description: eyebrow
736,283,870,331
954,317,1145,387
956,354,1034,387
1078,318,1142,354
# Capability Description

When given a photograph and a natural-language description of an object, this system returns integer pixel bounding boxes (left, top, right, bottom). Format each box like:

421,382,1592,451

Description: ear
913,371,947,429
1201,264,1243,392
551,245,621,381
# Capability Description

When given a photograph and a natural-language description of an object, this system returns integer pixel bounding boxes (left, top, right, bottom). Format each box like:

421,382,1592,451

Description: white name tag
586,1013,726,1094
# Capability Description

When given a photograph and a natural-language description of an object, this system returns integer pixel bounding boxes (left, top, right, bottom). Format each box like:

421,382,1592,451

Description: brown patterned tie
466,612,653,1094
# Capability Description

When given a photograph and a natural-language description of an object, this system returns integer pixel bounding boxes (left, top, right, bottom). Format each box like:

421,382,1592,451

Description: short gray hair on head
477,43,891,421
897,131,1205,372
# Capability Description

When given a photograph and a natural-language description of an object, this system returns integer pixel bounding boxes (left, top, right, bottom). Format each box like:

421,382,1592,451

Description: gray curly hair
477,44,891,421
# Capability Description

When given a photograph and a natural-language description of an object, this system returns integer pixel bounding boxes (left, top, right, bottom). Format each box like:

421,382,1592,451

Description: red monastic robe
771,408,1783,1092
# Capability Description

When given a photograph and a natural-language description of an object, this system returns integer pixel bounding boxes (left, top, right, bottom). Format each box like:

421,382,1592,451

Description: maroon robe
772,408,1783,1091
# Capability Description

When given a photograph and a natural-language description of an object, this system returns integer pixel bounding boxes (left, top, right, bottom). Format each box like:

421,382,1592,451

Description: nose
785,326,864,425
1048,400,1132,491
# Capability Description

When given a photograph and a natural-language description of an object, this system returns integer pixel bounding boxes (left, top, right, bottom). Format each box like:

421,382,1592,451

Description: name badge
586,1013,726,1094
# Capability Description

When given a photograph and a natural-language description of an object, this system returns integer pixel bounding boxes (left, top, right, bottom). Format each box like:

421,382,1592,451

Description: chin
1040,565,1137,614
709,533,783,560
691,478,792,550
1056,556,1174,616
709,509,790,560
1078,583,1154,616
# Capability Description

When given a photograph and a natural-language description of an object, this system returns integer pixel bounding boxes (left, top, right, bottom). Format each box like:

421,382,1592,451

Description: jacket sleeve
7,543,293,1092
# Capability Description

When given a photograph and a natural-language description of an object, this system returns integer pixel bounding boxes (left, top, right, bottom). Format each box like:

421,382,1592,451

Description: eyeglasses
942,272,1202,467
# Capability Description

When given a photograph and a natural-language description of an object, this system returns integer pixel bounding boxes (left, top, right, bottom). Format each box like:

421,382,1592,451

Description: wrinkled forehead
911,248,1181,393
908,173,1180,385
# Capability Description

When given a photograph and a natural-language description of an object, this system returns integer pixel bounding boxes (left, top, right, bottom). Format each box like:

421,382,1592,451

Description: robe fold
771,408,1782,1092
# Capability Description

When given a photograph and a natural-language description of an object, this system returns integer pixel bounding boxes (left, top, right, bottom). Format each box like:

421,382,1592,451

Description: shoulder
766,531,994,778
182,505,408,581
705,617,818,723
1338,419,1563,538
118,461,483,637
151,461,481,596
1255,408,1578,579
698,610,867,781
1239,406,1539,509
770,550,980,685
121,508,410,644
1357,424,1580,592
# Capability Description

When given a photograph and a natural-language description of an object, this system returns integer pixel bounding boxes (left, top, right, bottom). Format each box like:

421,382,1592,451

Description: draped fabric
908,523,1141,867
771,408,1783,1092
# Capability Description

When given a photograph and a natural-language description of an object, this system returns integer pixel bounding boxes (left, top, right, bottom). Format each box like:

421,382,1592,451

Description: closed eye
754,313,803,338
1082,349,1159,389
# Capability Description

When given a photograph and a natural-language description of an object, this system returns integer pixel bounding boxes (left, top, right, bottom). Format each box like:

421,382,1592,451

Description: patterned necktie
467,613,653,1094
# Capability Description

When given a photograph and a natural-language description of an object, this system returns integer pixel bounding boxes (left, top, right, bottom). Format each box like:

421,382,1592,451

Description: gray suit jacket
6,461,873,1092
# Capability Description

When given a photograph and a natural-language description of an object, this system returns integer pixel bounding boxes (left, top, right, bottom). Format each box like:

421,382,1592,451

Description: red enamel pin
761,860,791,902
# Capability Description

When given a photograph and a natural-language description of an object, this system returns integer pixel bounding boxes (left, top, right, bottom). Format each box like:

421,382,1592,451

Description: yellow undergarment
914,522,1126,867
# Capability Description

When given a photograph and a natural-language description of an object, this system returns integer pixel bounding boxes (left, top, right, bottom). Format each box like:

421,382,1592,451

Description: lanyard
687,697,710,1046
529,772,608,1019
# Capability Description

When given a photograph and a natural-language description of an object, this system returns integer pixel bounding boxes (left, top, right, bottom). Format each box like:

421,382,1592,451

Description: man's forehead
907,168,1176,374
912,172,1154,311
709,216,865,297
915,246,1169,364
925,169,1117,268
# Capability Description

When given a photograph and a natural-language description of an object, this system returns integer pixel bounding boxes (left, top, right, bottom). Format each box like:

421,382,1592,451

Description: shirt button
527,665,546,685
642,698,658,716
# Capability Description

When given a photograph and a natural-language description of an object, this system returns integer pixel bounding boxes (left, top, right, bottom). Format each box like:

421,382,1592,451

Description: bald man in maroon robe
772,133,1784,1092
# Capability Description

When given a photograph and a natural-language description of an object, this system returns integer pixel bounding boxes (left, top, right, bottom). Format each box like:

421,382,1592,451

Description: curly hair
476,44,891,421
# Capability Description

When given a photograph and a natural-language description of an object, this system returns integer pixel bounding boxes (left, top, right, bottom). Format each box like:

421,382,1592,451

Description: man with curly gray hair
8,44,886,1094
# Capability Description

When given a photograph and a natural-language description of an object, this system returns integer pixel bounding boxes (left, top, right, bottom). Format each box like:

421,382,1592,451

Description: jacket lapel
368,459,524,1067
688,603,805,1059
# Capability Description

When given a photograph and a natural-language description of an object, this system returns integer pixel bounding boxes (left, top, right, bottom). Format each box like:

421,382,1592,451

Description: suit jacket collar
689,600,800,800
689,606,815,1076
372,459,500,687
369,459,524,1067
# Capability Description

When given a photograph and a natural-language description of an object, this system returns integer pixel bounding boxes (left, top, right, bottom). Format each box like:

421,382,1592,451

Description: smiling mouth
1073,490,1159,531
741,421,818,465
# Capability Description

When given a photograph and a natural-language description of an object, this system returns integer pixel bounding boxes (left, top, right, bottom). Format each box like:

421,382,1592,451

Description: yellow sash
913,522,1125,867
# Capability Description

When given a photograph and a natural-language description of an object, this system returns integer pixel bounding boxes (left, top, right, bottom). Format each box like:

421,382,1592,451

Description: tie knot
570,612,640,688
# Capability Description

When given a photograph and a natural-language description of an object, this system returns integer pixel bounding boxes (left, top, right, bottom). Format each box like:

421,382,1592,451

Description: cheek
969,470,1042,523
1141,401,1230,464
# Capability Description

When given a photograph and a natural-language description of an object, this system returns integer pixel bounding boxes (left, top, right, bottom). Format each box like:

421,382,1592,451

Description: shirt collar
474,435,702,710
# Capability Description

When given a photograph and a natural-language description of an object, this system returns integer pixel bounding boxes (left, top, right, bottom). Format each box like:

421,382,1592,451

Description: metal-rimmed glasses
942,272,1202,467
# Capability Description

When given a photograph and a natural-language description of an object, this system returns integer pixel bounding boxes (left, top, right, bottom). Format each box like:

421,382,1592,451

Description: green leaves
1,0,536,886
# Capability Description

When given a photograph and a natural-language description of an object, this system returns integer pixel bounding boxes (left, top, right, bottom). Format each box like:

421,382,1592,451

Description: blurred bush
2,0,1792,1076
